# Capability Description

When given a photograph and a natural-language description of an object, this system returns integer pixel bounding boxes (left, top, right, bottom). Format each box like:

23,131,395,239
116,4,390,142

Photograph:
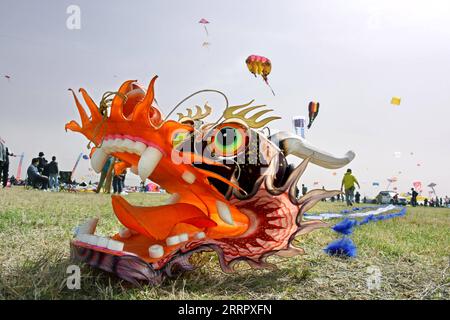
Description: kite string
160,89,229,128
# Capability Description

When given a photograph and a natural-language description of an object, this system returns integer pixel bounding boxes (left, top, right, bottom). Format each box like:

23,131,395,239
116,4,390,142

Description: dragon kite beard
66,75,340,285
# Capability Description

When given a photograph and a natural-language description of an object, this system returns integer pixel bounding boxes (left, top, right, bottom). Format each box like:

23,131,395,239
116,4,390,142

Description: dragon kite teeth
66,74,356,285
138,147,163,181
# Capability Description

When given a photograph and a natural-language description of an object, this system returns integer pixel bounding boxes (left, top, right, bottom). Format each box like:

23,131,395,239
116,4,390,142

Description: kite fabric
304,204,396,220
307,101,319,129
391,97,401,105
64,73,359,284
245,55,275,95
198,18,210,36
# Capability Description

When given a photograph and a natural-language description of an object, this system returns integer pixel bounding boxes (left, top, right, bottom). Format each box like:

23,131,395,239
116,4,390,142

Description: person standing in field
37,152,47,173
341,169,360,206
0,141,16,188
48,156,59,191
410,188,418,207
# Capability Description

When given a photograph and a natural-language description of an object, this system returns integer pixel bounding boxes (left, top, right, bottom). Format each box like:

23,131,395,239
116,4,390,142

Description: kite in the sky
4,75,11,81
202,41,211,48
413,181,422,192
246,55,275,95
307,101,320,129
199,18,210,36
391,97,401,106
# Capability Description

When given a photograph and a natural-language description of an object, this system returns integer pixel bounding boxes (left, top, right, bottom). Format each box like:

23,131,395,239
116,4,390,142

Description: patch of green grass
0,187,448,300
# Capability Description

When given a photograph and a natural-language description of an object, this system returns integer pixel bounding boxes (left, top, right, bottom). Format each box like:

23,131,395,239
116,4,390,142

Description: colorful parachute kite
428,182,437,196
198,18,210,36
246,55,275,95
307,101,320,129
413,181,422,192
391,97,401,106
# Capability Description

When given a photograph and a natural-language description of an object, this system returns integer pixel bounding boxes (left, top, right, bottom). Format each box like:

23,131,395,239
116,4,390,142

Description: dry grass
0,187,448,300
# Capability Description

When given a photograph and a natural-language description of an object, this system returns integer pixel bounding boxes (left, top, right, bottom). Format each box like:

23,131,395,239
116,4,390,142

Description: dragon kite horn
177,102,212,123
223,100,281,129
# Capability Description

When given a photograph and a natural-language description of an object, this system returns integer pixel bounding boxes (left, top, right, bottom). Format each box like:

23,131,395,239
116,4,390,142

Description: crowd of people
26,152,60,191
2,137,450,206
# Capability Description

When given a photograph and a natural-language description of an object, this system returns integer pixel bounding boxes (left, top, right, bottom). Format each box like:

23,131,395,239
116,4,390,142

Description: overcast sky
1,0,449,197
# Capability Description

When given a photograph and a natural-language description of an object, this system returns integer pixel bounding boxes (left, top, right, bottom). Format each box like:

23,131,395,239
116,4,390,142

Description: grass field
0,187,448,300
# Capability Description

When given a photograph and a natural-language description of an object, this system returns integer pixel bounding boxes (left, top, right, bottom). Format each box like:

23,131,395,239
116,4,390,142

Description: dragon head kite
66,75,355,284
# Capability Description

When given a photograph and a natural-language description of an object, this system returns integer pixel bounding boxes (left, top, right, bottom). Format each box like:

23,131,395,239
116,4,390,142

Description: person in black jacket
37,152,47,174
411,188,419,207
27,158,49,189
1,145,15,188
48,156,59,191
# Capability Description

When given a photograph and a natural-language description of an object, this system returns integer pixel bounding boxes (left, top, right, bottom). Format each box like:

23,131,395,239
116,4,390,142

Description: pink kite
199,18,210,36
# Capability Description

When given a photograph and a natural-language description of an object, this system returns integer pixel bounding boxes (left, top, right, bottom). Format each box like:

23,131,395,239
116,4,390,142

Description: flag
16,152,24,180
391,97,401,105
71,153,84,181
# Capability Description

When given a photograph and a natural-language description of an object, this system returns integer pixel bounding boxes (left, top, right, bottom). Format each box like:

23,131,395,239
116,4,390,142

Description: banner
292,116,306,139
70,153,84,181
16,152,24,180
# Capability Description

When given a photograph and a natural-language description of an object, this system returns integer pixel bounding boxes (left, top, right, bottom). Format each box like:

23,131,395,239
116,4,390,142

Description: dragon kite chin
65,75,355,285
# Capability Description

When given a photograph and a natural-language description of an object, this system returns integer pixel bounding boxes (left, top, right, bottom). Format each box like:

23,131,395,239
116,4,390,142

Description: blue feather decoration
325,206,407,258
324,237,357,257
332,218,358,235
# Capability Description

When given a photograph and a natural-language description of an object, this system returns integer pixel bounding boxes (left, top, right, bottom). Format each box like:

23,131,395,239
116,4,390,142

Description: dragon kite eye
212,125,246,156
